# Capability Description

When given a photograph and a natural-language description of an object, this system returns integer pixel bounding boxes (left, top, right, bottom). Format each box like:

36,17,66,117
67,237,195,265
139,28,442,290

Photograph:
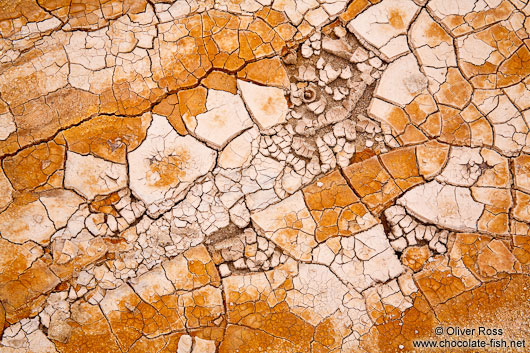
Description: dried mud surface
1,0,530,352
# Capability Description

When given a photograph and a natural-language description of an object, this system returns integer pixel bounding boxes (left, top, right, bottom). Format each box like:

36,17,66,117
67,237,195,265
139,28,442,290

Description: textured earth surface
0,0,530,352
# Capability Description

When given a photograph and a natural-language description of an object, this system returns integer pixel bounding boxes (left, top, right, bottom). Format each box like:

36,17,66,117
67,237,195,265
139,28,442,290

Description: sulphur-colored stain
237,57,290,88
398,124,428,145
497,46,530,87
89,191,121,215
463,0,514,32
108,304,157,350
313,314,346,351
388,8,405,29
178,86,207,118
425,21,451,43
303,170,376,241
223,283,314,352
63,113,152,164
339,0,371,22
0,0,48,23
416,140,450,179
206,111,229,128
259,95,281,117
3,140,65,191
514,190,530,223
146,148,190,188
53,301,122,353
202,71,237,94
38,0,148,28
220,325,301,352
0,256,59,323
360,292,437,352
386,106,409,134
405,94,436,125
181,285,224,328
366,293,404,325
435,68,472,109
475,188,511,235
401,245,431,272
380,146,422,191
438,106,471,146
152,94,188,135
82,171,107,198
343,156,402,213
0,238,39,285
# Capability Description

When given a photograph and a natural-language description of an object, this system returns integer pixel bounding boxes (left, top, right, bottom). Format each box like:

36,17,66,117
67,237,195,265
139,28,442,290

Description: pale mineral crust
1,0,530,352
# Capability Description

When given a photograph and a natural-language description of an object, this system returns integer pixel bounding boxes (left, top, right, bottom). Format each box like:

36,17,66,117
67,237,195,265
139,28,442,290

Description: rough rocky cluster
1,0,530,352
